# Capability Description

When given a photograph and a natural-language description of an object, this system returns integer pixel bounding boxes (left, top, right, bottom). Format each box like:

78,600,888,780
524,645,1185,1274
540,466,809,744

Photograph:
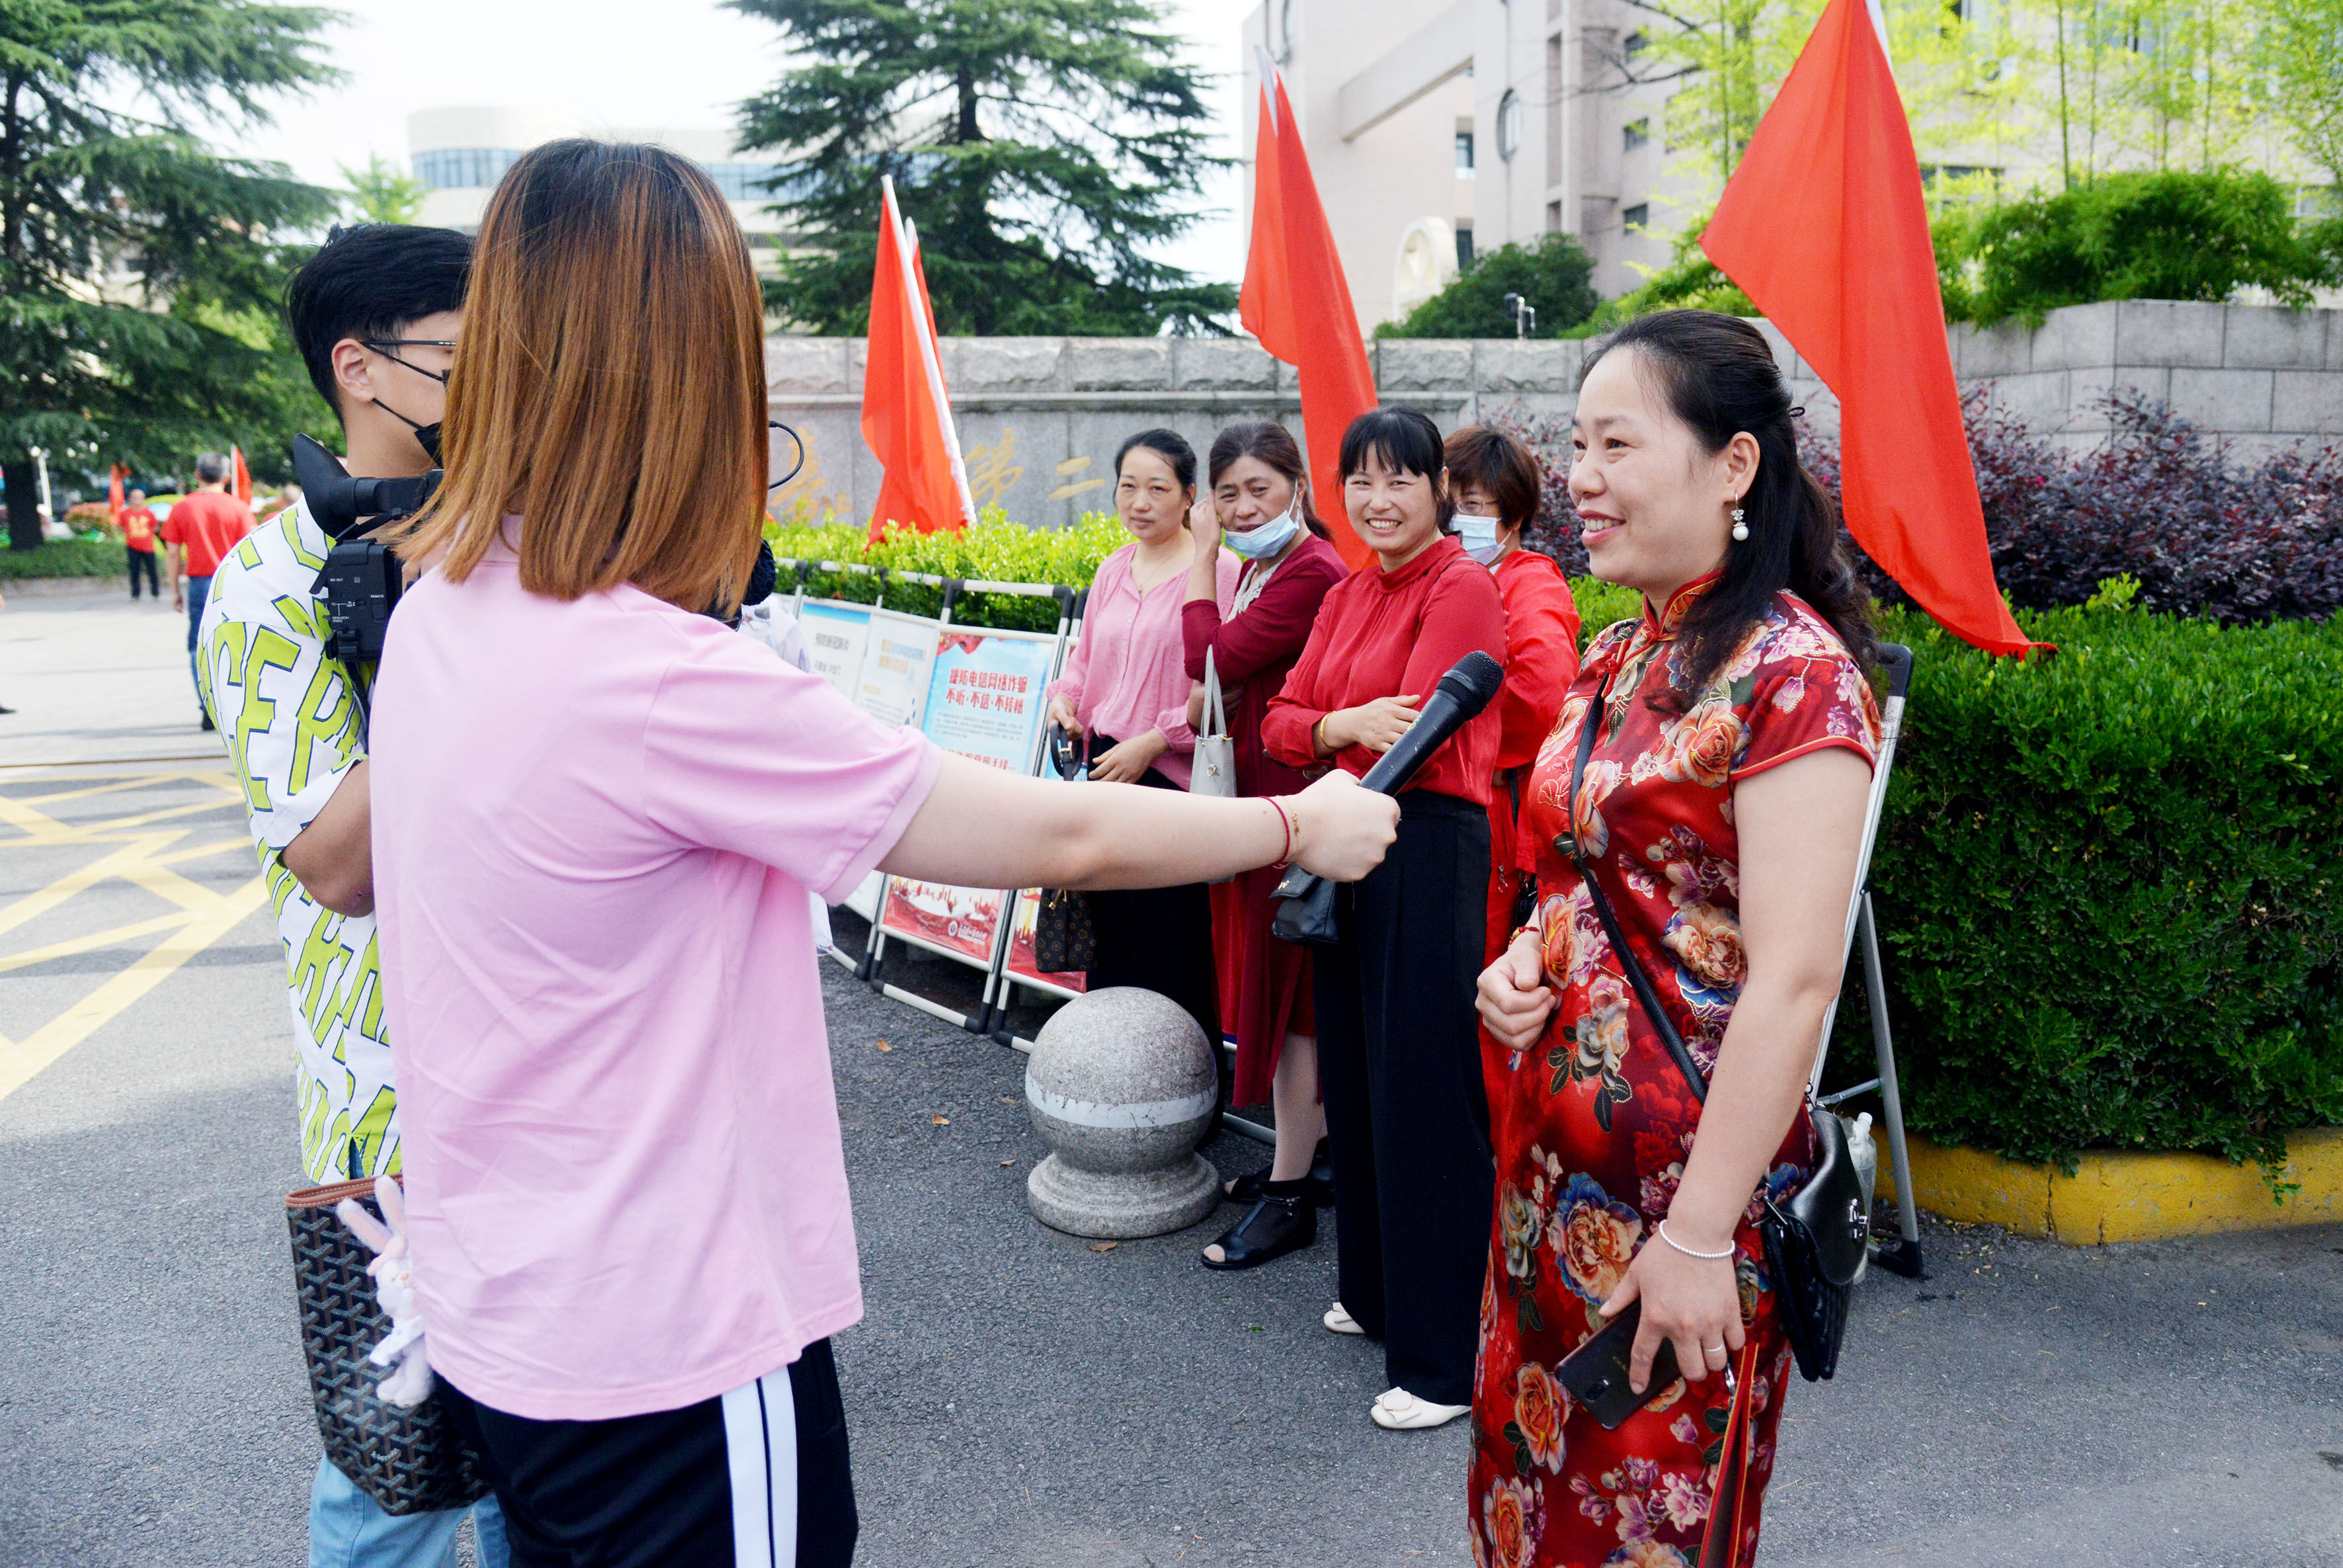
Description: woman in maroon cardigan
1180,421,1349,1272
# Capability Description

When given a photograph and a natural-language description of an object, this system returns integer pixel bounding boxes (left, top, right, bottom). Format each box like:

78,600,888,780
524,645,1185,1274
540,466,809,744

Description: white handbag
1190,645,1237,797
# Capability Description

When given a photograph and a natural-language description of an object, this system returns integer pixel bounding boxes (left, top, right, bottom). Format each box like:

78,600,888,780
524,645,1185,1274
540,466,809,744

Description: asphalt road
1,589,2339,1565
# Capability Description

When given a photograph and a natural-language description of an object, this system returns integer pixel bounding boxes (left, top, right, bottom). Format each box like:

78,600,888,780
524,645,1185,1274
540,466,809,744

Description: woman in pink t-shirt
366,142,1397,1568
1044,429,1239,1052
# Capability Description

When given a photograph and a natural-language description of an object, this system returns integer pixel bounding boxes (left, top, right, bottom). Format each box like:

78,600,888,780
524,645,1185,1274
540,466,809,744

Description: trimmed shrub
1837,602,2343,1171
1495,390,2343,626
0,536,121,579
765,508,1129,630
1939,169,2339,328
1377,234,1601,340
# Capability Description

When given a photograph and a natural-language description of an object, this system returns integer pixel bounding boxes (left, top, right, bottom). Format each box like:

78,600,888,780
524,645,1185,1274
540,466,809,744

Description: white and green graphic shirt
198,500,395,1184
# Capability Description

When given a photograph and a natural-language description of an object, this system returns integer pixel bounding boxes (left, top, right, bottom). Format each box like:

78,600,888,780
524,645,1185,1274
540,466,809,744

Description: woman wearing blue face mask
1180,421,1349,1270
1444,425,1581,964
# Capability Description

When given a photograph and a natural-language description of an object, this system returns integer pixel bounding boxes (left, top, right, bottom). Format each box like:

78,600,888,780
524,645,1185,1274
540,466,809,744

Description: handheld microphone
1271,649,1505,945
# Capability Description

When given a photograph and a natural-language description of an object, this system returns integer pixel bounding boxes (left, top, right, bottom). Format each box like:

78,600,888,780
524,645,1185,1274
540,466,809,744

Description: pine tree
0,2,338,549
731,0,1237,336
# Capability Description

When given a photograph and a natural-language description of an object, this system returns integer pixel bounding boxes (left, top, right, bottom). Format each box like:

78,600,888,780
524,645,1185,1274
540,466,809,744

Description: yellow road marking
150,837,255,868
0,834,183,940
0,876,270,1102
116,854,237,916
73,794,246,835
19,776,172,807
0,913,200,974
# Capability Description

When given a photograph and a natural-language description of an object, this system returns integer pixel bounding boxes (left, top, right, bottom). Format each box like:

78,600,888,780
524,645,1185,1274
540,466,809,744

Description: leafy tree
1937,168,2337,326
2260,0,2343,191
1376,234,1600,339
341,153,425,225
0,1,337,548
730,0,1236,336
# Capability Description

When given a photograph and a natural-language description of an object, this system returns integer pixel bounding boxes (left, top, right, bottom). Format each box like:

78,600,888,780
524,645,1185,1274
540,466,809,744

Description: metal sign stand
1809,641,1925,1279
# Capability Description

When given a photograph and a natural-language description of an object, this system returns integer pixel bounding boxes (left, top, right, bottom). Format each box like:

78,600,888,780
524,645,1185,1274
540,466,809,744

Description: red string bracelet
1268,798,1295,869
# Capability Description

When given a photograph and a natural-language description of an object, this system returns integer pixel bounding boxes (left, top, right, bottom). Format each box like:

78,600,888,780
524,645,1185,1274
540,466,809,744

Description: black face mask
366,343,448,466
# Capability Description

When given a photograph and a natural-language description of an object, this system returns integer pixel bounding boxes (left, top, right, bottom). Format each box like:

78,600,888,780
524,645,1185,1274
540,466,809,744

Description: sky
212,0,1259,287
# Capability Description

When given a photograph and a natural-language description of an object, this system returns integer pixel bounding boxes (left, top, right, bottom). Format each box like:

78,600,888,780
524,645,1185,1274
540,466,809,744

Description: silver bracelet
1657,1220,1735,1260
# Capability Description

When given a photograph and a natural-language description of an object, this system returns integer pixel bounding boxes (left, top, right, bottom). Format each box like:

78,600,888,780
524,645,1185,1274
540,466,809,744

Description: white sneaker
1323,1301,1364,1335
1370,1387,1470,1430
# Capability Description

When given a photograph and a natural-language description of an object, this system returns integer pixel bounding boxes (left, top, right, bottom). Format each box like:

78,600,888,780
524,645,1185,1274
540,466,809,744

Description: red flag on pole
230,446,253,507
1698,0,2043,657
861,179,974,542
1241,50,1379,571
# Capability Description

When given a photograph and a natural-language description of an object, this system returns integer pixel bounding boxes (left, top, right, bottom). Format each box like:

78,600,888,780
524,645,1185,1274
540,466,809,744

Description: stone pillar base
1026,1152,1220,1240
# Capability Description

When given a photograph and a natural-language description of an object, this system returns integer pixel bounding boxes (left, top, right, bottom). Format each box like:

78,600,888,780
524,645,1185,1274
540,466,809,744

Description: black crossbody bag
1563,672,1868,1382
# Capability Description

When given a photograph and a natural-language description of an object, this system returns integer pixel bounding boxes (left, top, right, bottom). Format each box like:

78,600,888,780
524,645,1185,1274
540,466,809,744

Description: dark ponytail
1581,309,1875,704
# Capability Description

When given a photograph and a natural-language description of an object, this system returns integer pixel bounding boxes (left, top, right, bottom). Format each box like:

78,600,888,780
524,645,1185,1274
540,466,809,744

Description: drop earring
1731,506,1749,542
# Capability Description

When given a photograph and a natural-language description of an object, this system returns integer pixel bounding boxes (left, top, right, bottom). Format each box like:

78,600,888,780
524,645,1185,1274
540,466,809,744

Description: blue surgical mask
1223,503,1302,560
1454,512,1502,564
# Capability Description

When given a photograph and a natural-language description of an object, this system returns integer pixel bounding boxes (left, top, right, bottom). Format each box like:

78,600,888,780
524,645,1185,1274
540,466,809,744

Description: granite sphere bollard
1024,987,1220,1239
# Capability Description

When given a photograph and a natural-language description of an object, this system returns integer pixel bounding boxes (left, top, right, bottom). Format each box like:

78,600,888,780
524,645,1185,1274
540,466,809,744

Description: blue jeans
309,1456,510,1568
184,573,211,704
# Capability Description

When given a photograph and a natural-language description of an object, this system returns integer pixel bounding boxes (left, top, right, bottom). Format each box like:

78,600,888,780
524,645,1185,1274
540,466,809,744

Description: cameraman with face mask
196,224,507,1568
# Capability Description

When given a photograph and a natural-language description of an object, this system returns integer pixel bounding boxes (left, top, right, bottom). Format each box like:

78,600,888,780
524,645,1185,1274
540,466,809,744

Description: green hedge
0,536,123,581
1841,606,2342,1171
765,509,1128,632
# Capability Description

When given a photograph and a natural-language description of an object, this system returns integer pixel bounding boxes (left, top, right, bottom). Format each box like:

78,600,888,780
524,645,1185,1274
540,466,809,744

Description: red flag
861,180,973,542
231,446,253,507
1699,0,2042,657
1241,52,1378,571
108,464,126,524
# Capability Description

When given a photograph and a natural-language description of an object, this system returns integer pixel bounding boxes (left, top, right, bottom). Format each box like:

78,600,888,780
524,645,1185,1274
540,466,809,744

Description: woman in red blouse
1470,311,1879,1567
1261,407,1507,1432
1444,425,1582,961
1180,421,1349,1271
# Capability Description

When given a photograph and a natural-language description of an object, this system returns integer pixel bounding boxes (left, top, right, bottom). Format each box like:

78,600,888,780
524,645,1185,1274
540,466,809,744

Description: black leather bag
284,1177,488,1515
1563,673,1866,1383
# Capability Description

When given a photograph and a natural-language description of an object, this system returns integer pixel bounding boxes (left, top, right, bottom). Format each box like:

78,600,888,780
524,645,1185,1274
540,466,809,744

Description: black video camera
294,433,439,728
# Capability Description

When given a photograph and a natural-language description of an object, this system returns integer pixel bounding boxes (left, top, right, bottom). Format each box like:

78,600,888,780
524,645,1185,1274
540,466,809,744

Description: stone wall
765,302,2343,528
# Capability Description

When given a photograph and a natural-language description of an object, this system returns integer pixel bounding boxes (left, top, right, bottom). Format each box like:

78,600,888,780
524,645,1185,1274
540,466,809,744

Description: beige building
407,106,803,267
1241,0,1697,332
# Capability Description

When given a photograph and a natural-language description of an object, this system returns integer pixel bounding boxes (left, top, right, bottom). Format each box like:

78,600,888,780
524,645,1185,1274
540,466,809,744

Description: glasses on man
362,339,457,386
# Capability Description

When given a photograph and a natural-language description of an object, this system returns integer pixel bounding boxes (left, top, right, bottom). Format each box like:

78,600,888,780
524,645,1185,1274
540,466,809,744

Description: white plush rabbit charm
335,1176,435,1407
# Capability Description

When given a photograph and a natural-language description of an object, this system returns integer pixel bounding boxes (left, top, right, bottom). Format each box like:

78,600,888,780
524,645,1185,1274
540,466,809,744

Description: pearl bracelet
1656,1220,1735,1260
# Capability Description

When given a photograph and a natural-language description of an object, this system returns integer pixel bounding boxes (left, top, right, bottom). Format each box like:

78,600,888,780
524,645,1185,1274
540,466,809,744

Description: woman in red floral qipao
1471,311,1882,1568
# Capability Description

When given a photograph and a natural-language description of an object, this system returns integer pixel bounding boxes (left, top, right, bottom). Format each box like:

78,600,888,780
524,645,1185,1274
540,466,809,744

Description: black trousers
438,1339,857,1568
127,546,157,598
1083,745,1221,1050
1314,791,1493,1406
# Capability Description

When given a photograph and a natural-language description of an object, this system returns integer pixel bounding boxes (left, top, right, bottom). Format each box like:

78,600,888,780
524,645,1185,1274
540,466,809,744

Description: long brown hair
1206,420,1331,540
390,140,767,613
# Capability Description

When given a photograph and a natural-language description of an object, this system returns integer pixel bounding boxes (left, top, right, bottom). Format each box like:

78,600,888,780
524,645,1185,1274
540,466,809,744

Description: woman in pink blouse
1046,428,1240,1045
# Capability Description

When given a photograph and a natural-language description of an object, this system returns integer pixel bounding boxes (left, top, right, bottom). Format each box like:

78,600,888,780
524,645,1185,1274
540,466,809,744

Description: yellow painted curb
1878,1126,2343,1244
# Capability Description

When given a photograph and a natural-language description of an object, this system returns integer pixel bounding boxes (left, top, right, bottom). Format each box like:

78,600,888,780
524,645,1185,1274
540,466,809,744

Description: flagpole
882,178,978,528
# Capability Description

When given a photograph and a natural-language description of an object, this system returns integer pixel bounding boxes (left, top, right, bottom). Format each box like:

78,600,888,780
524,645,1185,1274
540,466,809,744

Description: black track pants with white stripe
438,1337,857,1567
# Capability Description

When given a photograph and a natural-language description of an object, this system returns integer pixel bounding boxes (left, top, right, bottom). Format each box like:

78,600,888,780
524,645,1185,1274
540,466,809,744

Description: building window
1623,118,1650,151
1497,90,1524,162
411,147,523,190
1456,227,1475,269
1456,131,1475,176
1623,203,1650,231
700,162,797,202
1546,200,1562,233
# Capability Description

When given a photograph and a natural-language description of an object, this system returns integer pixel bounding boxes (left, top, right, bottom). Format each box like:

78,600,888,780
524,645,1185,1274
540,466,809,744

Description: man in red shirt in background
162,453,256,729
120,487,161,601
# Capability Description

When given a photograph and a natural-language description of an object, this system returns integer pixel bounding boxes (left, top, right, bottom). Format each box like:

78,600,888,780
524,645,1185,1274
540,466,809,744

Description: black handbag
284,1176,489,1515
1033,725,1096,972
1563,673,1868,1383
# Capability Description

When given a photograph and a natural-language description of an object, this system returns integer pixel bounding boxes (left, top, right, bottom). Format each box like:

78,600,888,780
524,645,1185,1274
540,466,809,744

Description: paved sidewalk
1,577,226,768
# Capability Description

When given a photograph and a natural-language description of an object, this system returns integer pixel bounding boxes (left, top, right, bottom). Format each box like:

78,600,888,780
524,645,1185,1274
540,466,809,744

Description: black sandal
1201,1191,1317,1270
1223,1138,1335,1207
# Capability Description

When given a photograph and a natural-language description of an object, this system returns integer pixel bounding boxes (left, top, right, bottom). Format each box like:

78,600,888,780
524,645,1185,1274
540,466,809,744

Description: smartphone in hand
1556,1303,1682,1430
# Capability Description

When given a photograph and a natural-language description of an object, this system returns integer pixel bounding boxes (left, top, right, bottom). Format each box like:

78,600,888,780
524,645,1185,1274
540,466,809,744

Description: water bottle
1843,1111,1878,1284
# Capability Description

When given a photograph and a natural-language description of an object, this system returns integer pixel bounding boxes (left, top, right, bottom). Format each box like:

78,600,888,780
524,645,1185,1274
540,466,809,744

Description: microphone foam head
1436,650,1506,718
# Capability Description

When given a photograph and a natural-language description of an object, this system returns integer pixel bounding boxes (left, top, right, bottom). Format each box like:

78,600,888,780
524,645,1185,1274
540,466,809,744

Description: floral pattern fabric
1468,579,1879,1568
